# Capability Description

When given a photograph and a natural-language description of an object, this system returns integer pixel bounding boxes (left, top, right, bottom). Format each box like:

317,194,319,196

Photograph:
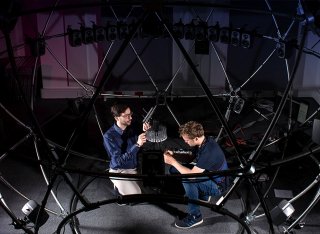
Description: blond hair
179,121,204,139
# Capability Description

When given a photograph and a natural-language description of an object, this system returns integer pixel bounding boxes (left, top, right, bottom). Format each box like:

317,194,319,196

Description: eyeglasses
120,112,133,118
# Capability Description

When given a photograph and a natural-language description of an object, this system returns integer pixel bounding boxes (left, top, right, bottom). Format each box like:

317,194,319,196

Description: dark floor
1,96,320,234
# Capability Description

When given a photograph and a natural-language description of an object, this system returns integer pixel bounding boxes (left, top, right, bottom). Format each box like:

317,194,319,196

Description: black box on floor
142,150,165,187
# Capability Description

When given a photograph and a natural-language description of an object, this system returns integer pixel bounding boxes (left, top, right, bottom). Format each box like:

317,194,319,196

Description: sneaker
175,214,203,229
199,195,211,203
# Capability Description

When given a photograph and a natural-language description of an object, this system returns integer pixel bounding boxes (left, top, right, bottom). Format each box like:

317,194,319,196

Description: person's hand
163,150,176,165
143,122,151,132
137,132,147,147
164,150,173,156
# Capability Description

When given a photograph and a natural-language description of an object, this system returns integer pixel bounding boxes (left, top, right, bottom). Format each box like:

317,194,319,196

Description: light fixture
67,26,82,47
21,200,49,227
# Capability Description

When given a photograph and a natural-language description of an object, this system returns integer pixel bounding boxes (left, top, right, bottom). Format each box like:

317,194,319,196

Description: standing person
163,121,229,229
103,103,150,195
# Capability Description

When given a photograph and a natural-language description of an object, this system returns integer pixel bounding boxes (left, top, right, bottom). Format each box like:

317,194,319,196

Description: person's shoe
199,195,211,203
175,213,203,229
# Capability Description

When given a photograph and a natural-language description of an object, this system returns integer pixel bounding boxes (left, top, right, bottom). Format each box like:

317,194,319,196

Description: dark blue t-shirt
193,136,228,184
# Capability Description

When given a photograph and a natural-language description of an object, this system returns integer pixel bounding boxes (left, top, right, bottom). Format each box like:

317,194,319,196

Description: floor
1,96,320,234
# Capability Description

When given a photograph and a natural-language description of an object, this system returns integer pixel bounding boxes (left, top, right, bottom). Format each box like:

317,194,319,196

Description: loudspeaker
118,22,129,40
142,150,165,187
195,22,207,41
22,200,49,227
68,28,82,47
276,41,294,59
219,27,231,44
81,26,94,44
208,24,220,42
184,23,195,40
276,42,286,58
93,25,106,42
107,23,117,41
173,19,184,39
241,32,252,48
231,30,241,46
270,200,295,226
233,97,245,114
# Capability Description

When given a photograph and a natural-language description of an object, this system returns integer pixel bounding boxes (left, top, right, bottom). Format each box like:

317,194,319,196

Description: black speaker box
142,150,165,187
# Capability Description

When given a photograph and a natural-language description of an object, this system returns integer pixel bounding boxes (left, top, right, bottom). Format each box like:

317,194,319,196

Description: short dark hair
179,121,204,139
110,103,130,117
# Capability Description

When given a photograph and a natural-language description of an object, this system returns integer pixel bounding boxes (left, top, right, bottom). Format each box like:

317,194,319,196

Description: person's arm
103,134,139,166
136,132,147,147
164,151,204,174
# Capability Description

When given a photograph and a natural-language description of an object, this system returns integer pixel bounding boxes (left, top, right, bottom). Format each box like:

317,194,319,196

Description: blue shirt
103,123,140,170
193,136,228,184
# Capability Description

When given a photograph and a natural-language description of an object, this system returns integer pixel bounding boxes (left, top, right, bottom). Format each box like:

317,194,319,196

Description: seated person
103,103,150,195
163,121,229,229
